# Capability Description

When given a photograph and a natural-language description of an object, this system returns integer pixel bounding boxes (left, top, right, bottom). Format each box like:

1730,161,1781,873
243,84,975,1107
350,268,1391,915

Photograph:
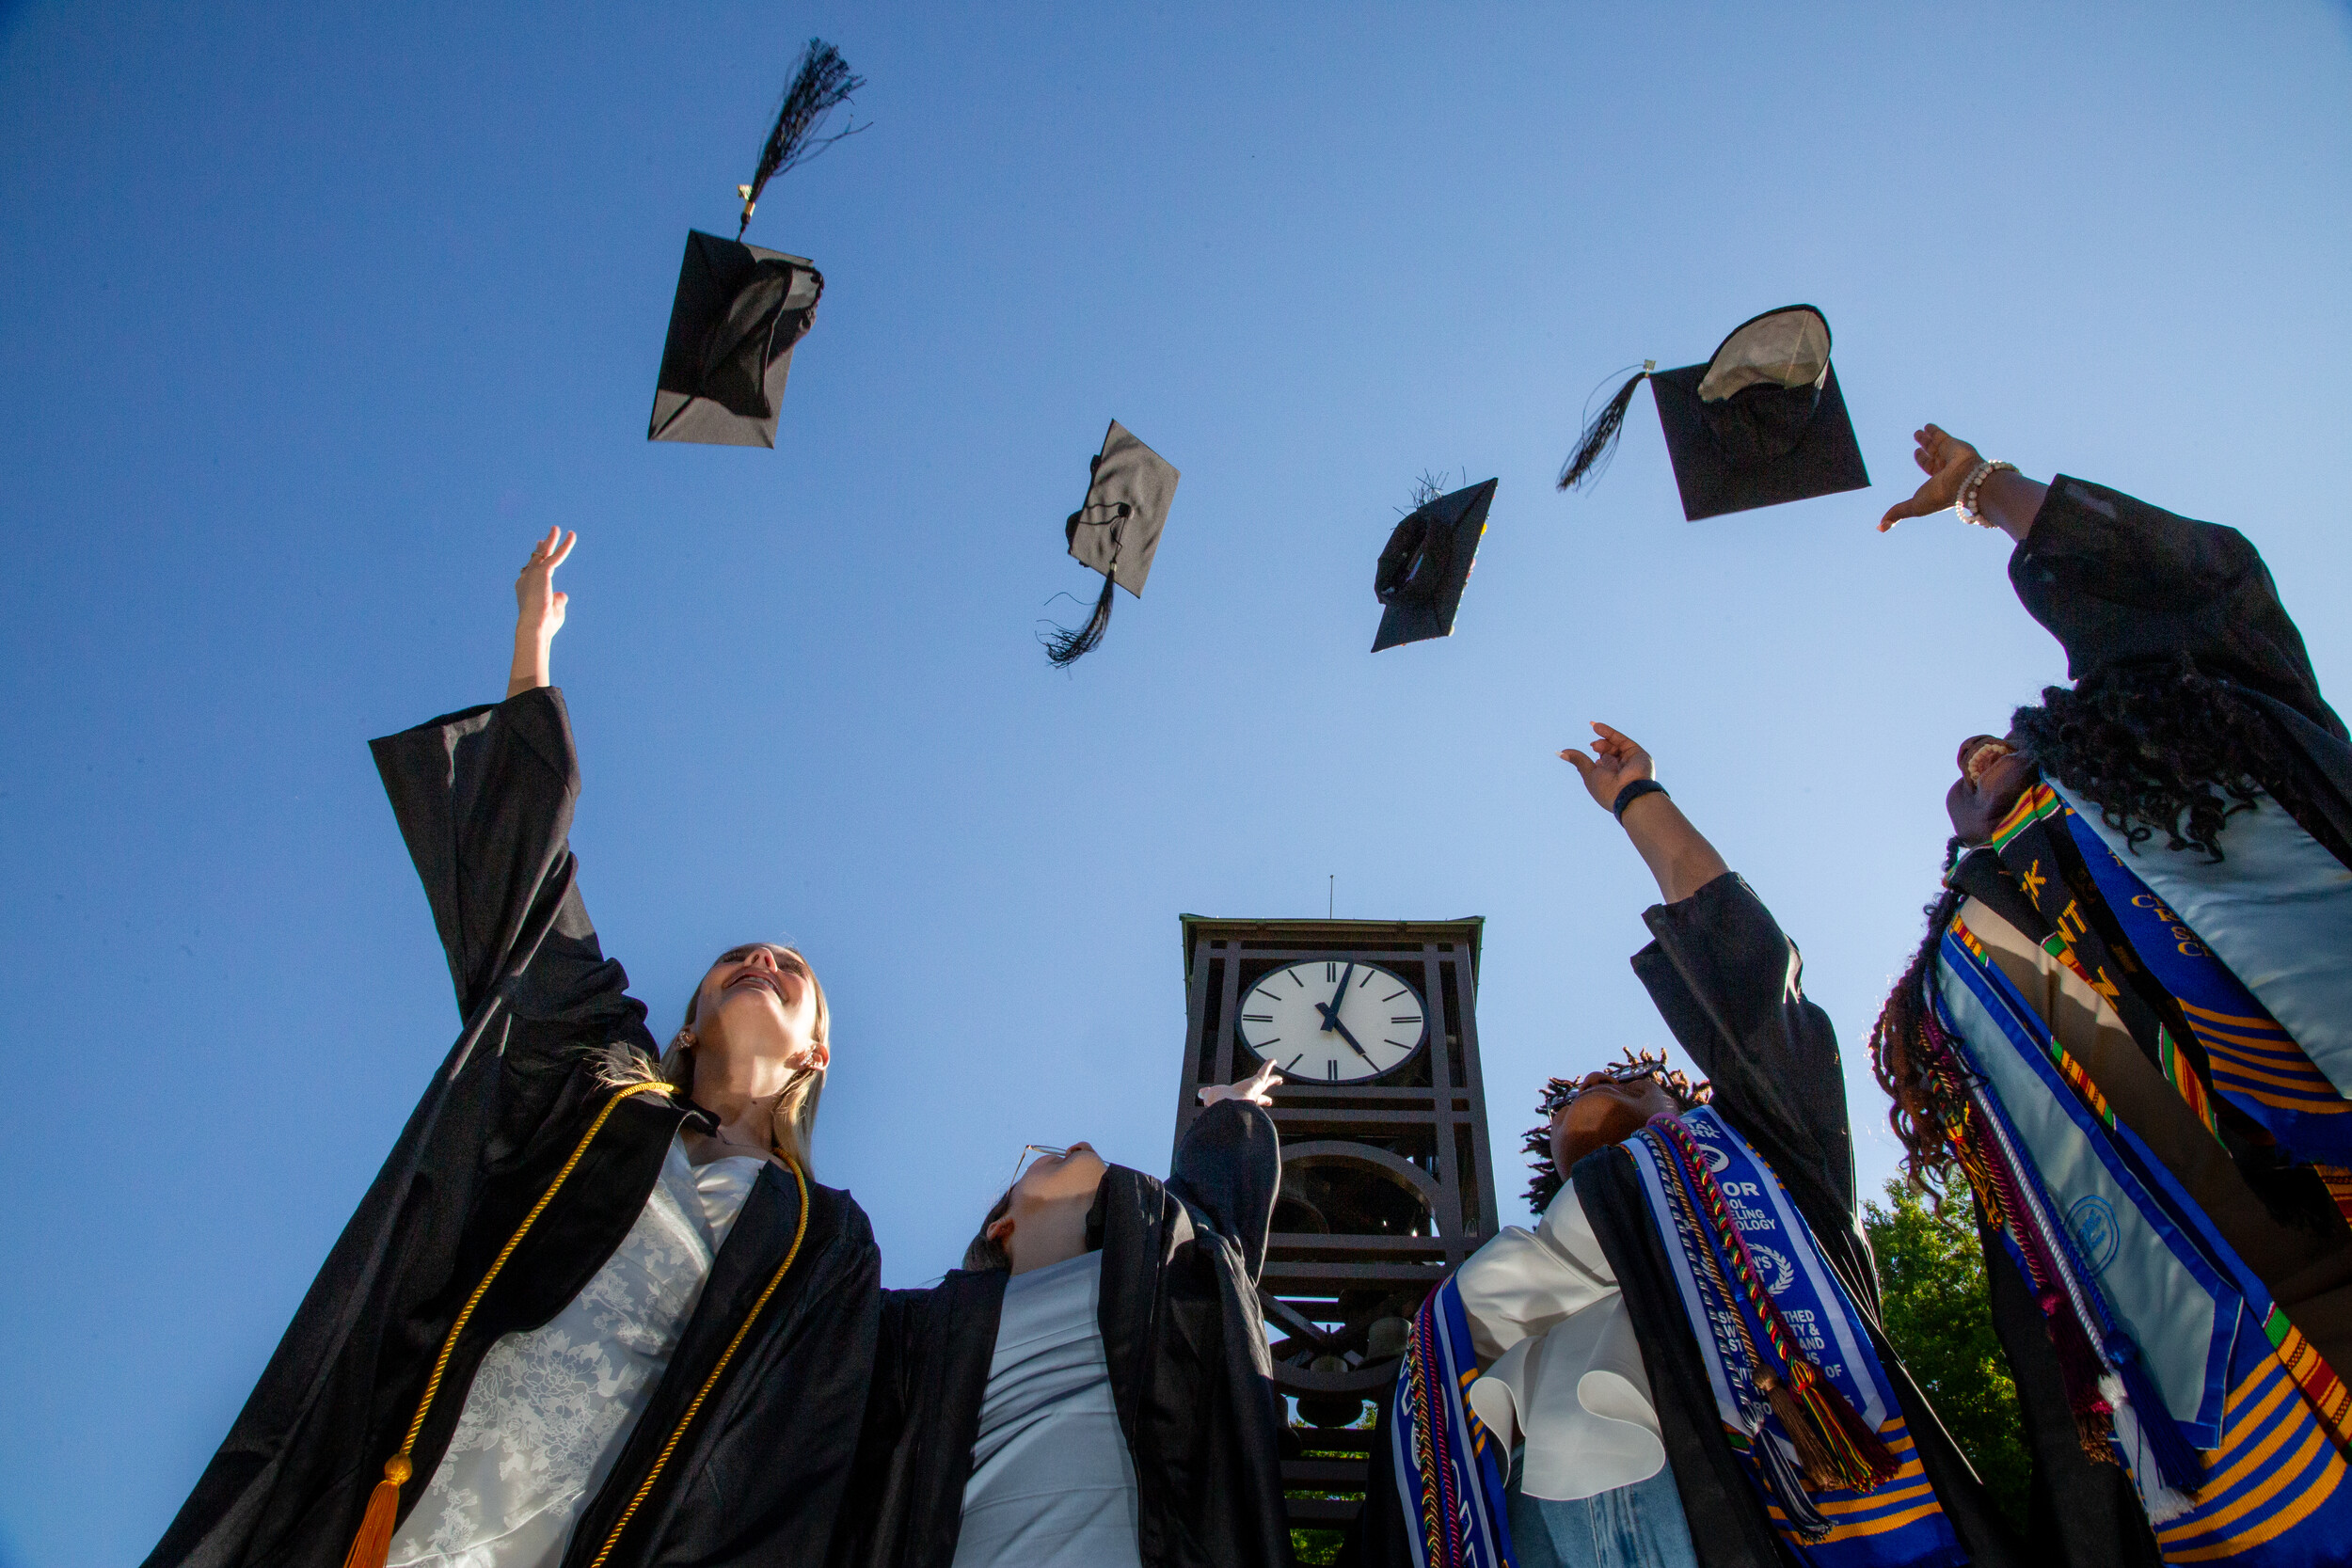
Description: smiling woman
598,941,833,1173
139,531,882,1568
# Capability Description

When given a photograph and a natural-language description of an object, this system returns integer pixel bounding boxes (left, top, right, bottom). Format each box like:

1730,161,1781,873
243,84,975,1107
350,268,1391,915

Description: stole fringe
341,1457,410,1568
2111,1338,2204,1491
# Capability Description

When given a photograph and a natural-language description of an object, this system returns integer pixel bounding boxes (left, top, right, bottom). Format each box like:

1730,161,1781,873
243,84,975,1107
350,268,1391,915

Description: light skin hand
1200,1059,1284,1108
1558,722,1730,905
506,527,577,698
1875,424,2048,541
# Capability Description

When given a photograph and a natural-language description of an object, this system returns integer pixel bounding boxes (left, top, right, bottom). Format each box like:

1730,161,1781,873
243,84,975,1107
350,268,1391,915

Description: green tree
1863,1173,2032,1529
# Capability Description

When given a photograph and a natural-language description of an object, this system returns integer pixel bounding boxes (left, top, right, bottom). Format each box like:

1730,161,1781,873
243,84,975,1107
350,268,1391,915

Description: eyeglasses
1009,1144,1071,1185
1556,1061,1667,1102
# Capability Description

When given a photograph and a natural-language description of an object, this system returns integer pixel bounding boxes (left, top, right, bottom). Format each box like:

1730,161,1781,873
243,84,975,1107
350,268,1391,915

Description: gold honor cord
585,1156,811,1568
342,1079,677,1568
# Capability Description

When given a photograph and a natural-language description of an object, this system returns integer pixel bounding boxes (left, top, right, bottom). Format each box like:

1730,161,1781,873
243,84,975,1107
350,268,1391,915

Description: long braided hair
1867,838,1973,1197
2010,652,2308,862
1521,1047,1710,1214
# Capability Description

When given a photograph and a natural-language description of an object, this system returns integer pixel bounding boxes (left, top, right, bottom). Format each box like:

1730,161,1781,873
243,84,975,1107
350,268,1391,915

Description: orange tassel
341,1456,411,1568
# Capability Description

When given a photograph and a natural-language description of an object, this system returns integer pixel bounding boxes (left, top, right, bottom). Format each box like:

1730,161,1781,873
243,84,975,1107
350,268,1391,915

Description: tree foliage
1862,1173,2031,1529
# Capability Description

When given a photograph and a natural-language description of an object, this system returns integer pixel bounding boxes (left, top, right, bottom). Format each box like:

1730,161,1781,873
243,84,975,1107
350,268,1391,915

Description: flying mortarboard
1372,476,1496,652
1555,305,1868,520
1041,421,1179,667
648,40,866,448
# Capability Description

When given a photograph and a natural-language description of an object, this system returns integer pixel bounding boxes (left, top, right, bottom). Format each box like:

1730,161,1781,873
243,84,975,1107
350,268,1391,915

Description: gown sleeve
368,687,651,1075
1166,1098,1281,1282
2008,476,2345,738
1629,874,1863,1282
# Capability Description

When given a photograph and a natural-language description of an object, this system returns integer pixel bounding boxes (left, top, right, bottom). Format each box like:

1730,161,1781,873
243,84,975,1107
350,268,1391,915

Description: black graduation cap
1555,305,1868,520
1373,478,1496,651
1041,421,1179,667
648,40,865,448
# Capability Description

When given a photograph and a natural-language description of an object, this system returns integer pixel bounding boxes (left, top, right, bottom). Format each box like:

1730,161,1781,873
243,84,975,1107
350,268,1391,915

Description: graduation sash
1987,782,2352,1181
1935,927,2352,1563
1627,1108,1964,1568
1392,1277,1515,1568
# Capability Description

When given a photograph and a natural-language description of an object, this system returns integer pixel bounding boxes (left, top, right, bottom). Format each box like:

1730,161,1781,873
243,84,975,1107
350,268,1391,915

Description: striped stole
1936,927,2352,1564
1391,1278,1515,1568
1629,1109,1964,1568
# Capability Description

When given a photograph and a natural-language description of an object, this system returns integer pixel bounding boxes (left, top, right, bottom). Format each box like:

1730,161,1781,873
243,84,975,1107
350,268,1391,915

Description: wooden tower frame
1170,914,1498,1539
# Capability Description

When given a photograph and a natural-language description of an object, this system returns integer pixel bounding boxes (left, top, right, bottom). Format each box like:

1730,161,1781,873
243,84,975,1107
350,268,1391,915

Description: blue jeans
1505,1460,1699,1568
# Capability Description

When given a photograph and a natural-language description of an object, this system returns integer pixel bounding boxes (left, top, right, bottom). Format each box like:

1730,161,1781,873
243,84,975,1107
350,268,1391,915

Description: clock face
1236,959,1428,1083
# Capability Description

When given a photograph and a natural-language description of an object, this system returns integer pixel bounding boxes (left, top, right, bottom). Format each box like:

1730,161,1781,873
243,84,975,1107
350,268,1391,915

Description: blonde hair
597,942,829,1173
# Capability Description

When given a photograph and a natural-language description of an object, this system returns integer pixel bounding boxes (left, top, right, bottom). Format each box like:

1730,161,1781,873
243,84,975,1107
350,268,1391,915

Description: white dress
949,1251,1145,1568
387,1135,765,1568
1454,1188,1665,1502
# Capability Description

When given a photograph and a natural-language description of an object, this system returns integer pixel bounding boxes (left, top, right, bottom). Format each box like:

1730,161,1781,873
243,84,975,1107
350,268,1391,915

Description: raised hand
1200,1059,1284,1108
507,527,577,698
1876,424,1981,531
1559,721,1654,815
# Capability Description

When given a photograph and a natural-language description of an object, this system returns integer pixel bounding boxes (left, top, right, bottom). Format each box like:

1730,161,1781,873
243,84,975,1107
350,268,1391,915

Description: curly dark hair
1520,1048,1710,1214
1867,840,1974,1196
2010,653,2305,862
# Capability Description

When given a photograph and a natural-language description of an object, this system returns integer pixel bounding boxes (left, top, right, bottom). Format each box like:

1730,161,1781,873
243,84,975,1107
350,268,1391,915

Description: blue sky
3,3,2349,1562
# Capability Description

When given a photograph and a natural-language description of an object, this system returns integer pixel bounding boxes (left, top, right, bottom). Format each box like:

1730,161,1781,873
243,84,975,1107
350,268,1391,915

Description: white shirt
1454,1188,1665,1502
950,1252,1144,1568
388,1133,765,1568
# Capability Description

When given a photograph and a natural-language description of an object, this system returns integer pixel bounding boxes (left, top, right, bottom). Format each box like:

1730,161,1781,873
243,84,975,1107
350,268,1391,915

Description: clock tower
1170,914,1499,1540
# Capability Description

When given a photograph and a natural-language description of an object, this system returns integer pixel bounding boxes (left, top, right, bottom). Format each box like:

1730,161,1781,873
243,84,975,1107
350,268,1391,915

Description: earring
672,1026,697,1053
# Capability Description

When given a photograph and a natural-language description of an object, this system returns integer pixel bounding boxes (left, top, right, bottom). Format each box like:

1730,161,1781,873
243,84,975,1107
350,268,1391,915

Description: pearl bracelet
1955,459,2019,528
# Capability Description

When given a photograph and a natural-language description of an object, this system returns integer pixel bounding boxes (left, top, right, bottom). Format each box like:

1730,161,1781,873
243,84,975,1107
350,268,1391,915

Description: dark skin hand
1947,734,2038,845
1876,424,2048,540
1550,1074,1682,1175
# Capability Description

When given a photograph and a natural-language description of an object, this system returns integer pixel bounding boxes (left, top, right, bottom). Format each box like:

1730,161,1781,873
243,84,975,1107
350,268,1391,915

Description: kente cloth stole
1391,1278,1515,1568
1986,783,2352,1207
1626,1107,1964,1568
1935,928,2352,1563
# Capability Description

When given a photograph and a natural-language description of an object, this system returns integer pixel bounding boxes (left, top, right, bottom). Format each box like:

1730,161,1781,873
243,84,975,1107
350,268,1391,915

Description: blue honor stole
1936,924,2352,1564
1627,1107,1964,1568
2054,789,2352,1168
1391,1277,1516,1568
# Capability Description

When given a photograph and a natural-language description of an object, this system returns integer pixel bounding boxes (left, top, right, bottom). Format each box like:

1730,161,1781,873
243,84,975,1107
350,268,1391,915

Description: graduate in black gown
1357,725,2020,1568
146,531,881,1568
1869,428,2352,1567
834,1066,1292,1568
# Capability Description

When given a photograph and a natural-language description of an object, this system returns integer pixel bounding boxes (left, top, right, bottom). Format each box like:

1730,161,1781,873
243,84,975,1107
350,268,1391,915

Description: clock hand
1322,963,1356,1034
1325,1012,1377,1064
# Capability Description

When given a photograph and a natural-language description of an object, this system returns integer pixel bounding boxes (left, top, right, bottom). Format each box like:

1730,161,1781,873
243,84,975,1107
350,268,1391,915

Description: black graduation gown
144,688,882,1568
1579,876,2025,1568
2010,475,2352,866
835,1097,1291,1568
1349,878,2023,1568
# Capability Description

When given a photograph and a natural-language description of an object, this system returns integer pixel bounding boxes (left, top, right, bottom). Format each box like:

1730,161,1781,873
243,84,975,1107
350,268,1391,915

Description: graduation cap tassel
1555,361,1653,492
739,39,867,236
1043,573,1117,668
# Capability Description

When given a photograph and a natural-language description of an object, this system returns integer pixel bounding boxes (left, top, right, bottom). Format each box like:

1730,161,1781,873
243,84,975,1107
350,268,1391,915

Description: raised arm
1558,725,1856,1223
1559,723,1728,904
370,531,645,1057
1169,1069,1283,1282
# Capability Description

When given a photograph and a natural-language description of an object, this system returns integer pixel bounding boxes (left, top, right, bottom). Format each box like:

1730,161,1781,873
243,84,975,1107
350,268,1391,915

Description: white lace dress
386,1135,764,1568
